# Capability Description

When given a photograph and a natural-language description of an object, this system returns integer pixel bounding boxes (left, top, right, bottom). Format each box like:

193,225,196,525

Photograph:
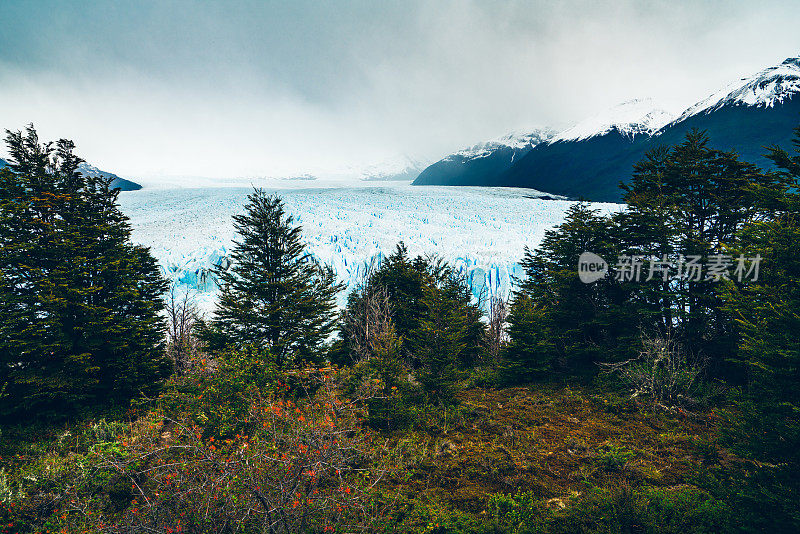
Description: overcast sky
1,0,799,180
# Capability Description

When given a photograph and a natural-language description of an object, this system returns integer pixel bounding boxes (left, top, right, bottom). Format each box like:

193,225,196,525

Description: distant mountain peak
676,56,800,121
0,158,141,190
77,162,108,176
453,128,554,160
412,127,555,187
781,56,800,68
414,54,800,201
357,154,429,181
552,98,674,143
77,162,142,191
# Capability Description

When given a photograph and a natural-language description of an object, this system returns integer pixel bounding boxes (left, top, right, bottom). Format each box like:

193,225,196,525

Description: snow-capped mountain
412,128,554,187
494,101,669,200
412,102,672,191
677,56,800,121
415,55,800,202
454,129,555,159
552,99,673,143
0,158,141,191
358,155,429,181
76,163,142,191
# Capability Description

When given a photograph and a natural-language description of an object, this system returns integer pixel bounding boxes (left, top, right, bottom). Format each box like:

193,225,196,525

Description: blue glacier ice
117,183,622,314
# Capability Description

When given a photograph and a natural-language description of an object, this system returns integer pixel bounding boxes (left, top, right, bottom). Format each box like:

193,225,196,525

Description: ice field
117,182,622,312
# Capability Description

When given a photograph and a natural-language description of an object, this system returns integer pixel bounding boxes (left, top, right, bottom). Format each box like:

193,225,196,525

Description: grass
0,382,735,533
374,383,729,529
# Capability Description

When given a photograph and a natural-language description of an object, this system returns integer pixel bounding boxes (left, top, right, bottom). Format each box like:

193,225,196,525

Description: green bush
489,485,732,534
595,442,636,471
192,346,281,439
488,490,543,533
384,495,492,534
158,345,282,438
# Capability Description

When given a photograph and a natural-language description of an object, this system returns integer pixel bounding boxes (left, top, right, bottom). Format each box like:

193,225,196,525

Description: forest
1,124,799,533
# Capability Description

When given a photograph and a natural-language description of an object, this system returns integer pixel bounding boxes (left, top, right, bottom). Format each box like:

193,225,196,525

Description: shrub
489,485,733,534
2,373,391,533
161,345,282,439
488,490,543,533
595,442,635,471
115,376,388,532
602,331,704,409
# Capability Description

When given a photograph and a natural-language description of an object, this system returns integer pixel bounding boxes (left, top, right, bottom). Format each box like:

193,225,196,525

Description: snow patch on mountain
552,99,674,143
357,155,429,181
452,128,555,160
677,56,800,121
77,162,115,179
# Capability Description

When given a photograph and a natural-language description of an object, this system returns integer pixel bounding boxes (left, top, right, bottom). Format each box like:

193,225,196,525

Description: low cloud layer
1,0,799,179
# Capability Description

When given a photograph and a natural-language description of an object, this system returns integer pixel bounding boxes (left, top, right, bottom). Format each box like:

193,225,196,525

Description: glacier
117,183,622,314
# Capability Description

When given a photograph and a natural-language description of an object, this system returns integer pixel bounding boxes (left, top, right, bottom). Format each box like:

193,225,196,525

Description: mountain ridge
412,128,554,187
413,55,800,201
0,158,142,191
550,98,673,143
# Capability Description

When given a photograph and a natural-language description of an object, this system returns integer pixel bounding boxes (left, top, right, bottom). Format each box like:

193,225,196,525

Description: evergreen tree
333,244,484,403
0,125,169,420
503,132,774,384
335,243,480,366
502,293,557,381
714,126,800,531
503,203,631,381
199,190,341,369
368,243,430,343
330,268,417,428
411,262,483,403
618,130,772,373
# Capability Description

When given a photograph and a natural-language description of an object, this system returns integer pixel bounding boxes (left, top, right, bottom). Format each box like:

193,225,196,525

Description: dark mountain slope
498,98,800,202
77,163,142,191
413,130,553,187
0,158,142,191
415,56,800,202
413,145,534,186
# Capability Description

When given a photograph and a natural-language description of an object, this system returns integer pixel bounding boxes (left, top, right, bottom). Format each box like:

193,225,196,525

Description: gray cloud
1,0,799,179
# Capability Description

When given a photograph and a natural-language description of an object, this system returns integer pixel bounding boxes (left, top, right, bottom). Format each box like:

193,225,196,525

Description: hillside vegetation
2,124,799,532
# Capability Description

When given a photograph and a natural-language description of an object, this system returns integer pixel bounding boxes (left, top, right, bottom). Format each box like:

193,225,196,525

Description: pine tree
502,293,556,381
0,125,169,420
410,261,483,403
369,243,430,343
618,130,775,372
714,125,800,532
333,244,483,404
503,203,631,381
199,190,341,369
